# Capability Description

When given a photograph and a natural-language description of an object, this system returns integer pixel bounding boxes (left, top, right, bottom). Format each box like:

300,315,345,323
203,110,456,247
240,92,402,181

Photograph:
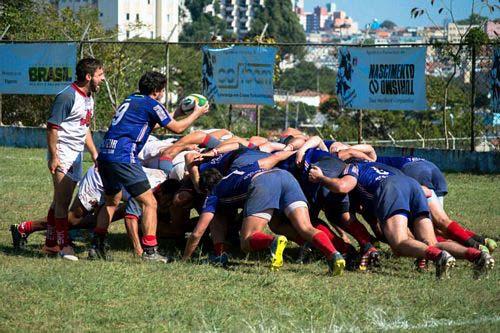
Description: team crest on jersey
80,109,92,126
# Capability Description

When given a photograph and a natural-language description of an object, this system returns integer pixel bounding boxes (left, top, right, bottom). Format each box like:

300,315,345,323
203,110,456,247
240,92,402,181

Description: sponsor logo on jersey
154,105,168,122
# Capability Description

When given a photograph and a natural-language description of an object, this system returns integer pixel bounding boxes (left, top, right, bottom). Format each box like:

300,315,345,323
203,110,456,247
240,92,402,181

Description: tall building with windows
218,0,265,37
54,0,180,41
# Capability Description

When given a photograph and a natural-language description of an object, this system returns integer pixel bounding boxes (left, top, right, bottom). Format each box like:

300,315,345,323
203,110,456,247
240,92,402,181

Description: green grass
0,147,499,332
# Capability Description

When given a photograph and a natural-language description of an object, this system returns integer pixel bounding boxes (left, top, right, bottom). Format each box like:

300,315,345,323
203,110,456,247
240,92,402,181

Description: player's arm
337,148,371,162
349,144,377,161
85,129,99,164
308,166,357,194
182,212,214,260
185,152,204,192
47,127,59,174
295,136,328,165
165,104,209,134
257,150,296,170
201,141,241,158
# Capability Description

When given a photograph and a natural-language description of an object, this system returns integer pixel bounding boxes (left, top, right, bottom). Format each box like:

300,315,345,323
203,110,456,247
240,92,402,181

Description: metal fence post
470,43,476,152
416,131,425,148
448,131,456,150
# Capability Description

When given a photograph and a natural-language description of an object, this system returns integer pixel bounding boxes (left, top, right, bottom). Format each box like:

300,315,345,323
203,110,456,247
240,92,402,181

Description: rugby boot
484,238,497,253
207,253,229,267
142,246,170,263
10,224,28,250
478,244,490,254
473,251,495,280
41,244,60,255
359,245,380,271
415,258,429,272
295,242,313,264
435,250,456,279
59,245,78,261
270,235,288,271
88,235,111,260
327,251,346,276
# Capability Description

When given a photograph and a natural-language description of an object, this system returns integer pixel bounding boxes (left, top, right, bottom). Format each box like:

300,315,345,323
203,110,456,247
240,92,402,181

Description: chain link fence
0,40,497,151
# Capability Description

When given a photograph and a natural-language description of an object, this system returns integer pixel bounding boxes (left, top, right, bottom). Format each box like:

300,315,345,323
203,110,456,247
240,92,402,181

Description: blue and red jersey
99,94,172,163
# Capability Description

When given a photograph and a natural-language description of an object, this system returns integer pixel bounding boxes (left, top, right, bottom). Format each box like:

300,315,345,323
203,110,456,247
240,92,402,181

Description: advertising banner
202,45,277,105
336,46,427,110
0,43,77,95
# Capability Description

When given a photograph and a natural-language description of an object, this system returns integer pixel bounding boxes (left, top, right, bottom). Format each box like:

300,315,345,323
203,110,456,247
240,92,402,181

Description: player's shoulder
54,84,76,102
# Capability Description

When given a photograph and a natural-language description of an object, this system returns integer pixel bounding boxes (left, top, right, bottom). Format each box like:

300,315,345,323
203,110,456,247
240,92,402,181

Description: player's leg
239,210,288,270
89,191,122,260
10,216,48,250
51,170,78,260
133,189,164,261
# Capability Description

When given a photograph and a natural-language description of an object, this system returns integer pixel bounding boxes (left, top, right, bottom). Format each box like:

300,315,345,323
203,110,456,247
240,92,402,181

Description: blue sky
305,0,499,27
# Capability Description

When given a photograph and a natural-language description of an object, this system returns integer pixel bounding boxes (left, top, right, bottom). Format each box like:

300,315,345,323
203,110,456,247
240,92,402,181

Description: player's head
76,58,104,93
156,179,182,208
139,71,167,101
199,168,223,194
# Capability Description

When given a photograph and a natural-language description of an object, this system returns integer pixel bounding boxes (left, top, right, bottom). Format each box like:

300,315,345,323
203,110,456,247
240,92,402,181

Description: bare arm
349,144,377,161
295,136,327,165
165,104,209,134
308,166,357,194
185,152,203,192
182,212,215,260
85,129,99,164
337,148,371,162
47,128,59,174
257,150,296,170
124,217,143,256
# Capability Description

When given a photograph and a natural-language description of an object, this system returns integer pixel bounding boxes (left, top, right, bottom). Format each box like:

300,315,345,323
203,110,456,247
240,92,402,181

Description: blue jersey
323,140,335,150
202,162,265,213
199,148,270,175
376,156,424,170
99,94,172,163
302,155,346,205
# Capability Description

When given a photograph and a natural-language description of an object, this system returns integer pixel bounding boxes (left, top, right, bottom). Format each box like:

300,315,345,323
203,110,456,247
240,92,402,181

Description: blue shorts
402,160,448,197
375,175,429,224
98,161,150,198
125,198,142,219
321,192,350,221
243,169,307,218
230,149,270,171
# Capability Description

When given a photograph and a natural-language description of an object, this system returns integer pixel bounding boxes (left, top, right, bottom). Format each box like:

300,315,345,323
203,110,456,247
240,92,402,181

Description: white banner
0,43,77,95
202,45,277,105
336,47,427,111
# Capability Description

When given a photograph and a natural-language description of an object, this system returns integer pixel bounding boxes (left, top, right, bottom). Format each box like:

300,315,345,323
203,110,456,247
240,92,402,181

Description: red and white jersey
47,83,94,152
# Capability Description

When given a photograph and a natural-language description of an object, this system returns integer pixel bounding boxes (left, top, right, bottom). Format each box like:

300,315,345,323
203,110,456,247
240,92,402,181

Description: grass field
0,147,499,332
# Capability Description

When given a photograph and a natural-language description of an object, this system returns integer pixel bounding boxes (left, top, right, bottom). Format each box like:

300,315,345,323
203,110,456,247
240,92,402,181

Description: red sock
344,220,372,248
463,229,476,238
464,248,481,263
55,217,69,247
214,242,227,256
425,246,442,261
248,232,274,251
45,208,57,247
447,221,476,246
18,221,33,234
311,231,337,260
435,235,448,242
142,235,157,247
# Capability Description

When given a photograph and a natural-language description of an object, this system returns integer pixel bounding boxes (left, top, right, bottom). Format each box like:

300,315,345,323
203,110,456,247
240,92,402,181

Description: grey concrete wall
375,146,500,173
0,126,498,173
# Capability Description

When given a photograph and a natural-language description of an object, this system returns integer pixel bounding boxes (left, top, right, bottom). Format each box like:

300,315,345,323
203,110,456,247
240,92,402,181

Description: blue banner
491,47,499,113
202,45,277,105
0,43,77,95
337,47,427,111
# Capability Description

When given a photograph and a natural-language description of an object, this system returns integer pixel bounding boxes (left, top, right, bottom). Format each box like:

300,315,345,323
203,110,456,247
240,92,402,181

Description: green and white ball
180,94,208,114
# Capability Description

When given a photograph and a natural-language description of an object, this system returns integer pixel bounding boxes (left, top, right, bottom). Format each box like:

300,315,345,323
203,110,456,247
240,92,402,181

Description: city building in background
53,0,181,41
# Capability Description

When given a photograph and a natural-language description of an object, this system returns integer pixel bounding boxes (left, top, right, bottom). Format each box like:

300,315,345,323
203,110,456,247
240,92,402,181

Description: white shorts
144,167,167,190
139,136,177,168
77,165,104,211
49,145,83,182
168,150,195,181
201,128,233,141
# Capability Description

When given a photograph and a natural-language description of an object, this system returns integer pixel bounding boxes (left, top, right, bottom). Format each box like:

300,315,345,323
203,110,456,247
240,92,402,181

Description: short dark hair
76,58,103,82
160,179,181,196
138,71,167,95
199,169,223,193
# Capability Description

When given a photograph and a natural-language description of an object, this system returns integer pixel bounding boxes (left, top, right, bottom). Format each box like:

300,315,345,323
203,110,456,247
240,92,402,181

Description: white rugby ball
180,94,208,114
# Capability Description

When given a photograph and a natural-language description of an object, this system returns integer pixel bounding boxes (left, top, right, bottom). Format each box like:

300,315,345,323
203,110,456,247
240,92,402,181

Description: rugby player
44,58,104,260
90,71,208,262
377,155,497,253
308,161,457,279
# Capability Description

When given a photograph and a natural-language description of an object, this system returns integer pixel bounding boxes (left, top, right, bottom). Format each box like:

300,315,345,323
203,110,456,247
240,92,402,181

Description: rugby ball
180,94,208,114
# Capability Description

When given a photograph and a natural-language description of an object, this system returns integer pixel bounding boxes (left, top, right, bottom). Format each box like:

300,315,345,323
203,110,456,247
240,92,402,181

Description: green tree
179,0,231,42
380,20,397,30
279,62,336,94
248,0,306,57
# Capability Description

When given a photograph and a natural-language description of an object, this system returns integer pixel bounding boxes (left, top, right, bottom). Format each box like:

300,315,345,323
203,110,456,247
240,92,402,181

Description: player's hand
295,148,306,166
308,165,324,183
330,142,349,153
195,103,210,115
48,156,60,174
